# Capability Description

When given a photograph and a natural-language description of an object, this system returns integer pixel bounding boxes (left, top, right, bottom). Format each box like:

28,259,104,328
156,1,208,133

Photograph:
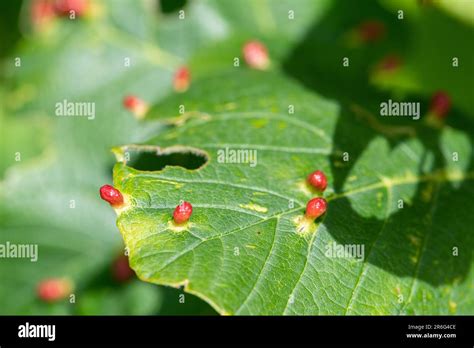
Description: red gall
54,0,89,17
173,66,191,92
37,278,73,302
112,254,135,283
307,170,328,192
123,95,148,118
357,20,385,42
305,198,327,220
99,185,124,206
377,55,401,72
30,0,56,28
173,201,193,224
243,40,270,70
430,91,451,119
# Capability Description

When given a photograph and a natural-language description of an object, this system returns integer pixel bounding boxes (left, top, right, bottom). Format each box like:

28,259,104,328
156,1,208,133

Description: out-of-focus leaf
0,0,330,315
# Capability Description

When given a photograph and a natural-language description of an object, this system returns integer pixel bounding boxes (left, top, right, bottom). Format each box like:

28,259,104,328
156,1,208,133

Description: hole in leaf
126,147,208,171
160,0,187,14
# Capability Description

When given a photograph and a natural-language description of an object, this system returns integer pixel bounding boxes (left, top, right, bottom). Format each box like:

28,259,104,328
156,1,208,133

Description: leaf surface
112,70,474,314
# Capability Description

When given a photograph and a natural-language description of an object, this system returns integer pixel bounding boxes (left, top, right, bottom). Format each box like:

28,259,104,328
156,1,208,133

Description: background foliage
0,0,473,315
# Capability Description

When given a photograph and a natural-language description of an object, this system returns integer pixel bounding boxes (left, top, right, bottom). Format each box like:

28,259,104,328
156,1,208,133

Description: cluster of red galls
99,184,193,225
305,170,328,220
122,35,452,123
122,40,270,117
355,21,452,120
40,170,328,303
99,170,329,226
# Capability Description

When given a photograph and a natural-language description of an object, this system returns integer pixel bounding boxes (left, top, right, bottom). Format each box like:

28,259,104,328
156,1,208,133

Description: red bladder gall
99,185,124,206
243,40,270,70
430,91,451,119
173,201,193,224
357,20,385,42
305,198,327,220
307,170,328,192
112,254,135,283
30,0,56,28
376,55,401,73
173,66,191,92
37,278,73,302
54,0,89,17
123,95,148,118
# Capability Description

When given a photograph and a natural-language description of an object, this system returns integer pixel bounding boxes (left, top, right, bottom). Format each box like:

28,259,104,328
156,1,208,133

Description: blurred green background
0,0,473,315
